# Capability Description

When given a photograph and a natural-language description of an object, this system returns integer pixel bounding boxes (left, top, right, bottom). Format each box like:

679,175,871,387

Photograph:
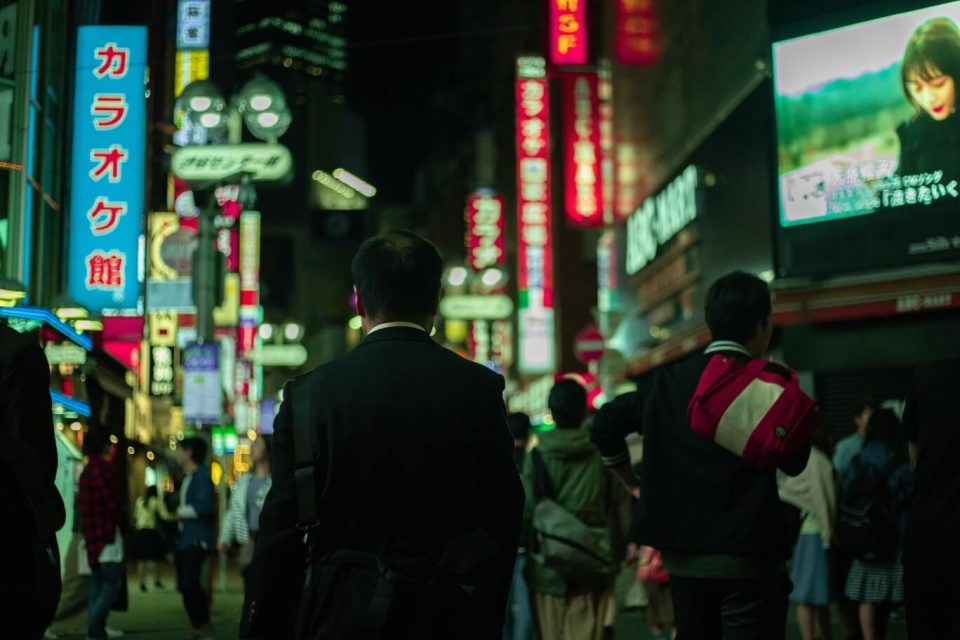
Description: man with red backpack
591,272,814,639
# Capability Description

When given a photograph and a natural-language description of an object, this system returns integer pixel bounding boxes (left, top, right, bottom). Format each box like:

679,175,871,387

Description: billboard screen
773,3,960,277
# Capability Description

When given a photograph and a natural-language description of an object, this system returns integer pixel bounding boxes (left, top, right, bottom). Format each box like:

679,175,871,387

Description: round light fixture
189,96,212,112
199,112,223,128
258,323,275,341
257,111,280,128
480,268,505,288
283,323,304,342
250,95,272,111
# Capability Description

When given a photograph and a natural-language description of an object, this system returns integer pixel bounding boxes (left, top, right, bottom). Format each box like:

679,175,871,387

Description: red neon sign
515,73,553,305
615,0,660,65
465,193,506,271
548,0,588,66
562,73,603,227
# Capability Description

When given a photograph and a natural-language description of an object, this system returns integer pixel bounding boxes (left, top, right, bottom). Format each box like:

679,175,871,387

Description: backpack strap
531,448,552,502
290,376,318,530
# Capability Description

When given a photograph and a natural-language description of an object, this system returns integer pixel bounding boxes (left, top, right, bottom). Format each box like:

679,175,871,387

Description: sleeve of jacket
191,470,216,518
241,381,304,639
472,372,524,636
590,390,642,467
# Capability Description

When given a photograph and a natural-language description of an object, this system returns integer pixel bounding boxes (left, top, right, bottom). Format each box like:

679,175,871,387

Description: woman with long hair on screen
897,17,960,180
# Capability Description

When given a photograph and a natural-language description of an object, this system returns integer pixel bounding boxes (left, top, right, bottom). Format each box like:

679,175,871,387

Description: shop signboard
67,26,147,312
516,56,556,375
548,0,588,66
772,1,960,277
182,342,220,424
172,144,293,183
615,0,660,65
561,72,603,227
176,0,210,49
440,295,514,320
626,165,699,275
465,193,505,271
148,344,175,396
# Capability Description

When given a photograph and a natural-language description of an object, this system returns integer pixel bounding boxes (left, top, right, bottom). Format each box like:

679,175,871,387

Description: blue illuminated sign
67,26,147,312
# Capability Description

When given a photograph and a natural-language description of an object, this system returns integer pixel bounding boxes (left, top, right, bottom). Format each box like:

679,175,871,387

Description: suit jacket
176,466,216,550
242,326,524,638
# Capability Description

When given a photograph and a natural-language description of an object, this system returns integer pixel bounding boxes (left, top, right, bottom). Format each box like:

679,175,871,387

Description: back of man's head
181,437,208,465
549,380,588,430
83,428,109,458
705,271,772,345
507,412,531,443
351,231,444,322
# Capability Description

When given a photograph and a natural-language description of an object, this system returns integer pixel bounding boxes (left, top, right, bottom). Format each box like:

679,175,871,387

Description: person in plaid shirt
77,429,126,640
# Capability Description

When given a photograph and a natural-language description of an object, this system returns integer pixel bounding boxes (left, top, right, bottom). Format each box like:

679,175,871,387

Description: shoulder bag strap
531,448,552,502
291,376,318,529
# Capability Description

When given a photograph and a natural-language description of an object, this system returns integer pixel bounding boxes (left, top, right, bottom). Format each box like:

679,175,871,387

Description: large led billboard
773,2,960,277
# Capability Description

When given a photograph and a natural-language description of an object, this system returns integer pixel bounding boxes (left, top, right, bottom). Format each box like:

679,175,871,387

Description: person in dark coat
241,231,524,639
590,272,811,639
0,323,64,640
902,356,960,639
896,17,960,181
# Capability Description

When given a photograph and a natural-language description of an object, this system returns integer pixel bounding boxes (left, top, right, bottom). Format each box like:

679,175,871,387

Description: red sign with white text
615,0,660,65
548,0,588,66
465,194,506,271
562,73,603,227
515,75,553,303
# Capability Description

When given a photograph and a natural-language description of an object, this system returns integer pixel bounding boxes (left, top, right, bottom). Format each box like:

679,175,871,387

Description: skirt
845,558,904,604
790,533,834,606
134,528,166,562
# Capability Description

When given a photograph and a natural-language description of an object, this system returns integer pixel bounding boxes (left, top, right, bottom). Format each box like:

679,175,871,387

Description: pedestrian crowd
2,231,958,640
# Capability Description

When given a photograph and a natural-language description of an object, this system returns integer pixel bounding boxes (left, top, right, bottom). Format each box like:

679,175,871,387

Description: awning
773,268,960,326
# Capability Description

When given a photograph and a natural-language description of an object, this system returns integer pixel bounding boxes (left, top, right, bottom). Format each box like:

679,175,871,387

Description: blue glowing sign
67,26,147,312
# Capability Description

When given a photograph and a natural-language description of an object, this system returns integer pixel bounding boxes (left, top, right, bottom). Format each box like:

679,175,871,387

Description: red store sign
562,73,603,227
615,0,660,66
548,0,588,66
465,193,505,271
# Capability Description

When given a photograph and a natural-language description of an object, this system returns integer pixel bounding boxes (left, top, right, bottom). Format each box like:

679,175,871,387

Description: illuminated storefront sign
148,345,175,396
466,192,505,271
626,165,700,275
615,0,660,66
440,295,514,320
67,26,147,312
598,61,616,224
238,212,260,355
548,0,588,66
562,73,603,227
177,0,210,49
172,144,293,183
174,49,209,98
515,56,555,375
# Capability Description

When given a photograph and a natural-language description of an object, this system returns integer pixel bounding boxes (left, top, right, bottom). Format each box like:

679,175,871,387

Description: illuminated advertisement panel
516,57,555,375
562,72,603,227
615,0,660,65
465,192,505,271
67,26,147,312
548,0,588,66
773,2,960,276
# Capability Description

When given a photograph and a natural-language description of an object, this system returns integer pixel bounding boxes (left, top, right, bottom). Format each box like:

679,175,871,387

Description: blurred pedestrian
242,231,523,640
219,435,273,580
902,356,960,639
503,413,533,640
779,427,838,640
77,429,126,640
174,437,216,640
525,379,615,640
134,485,175,592
839,409,911,640
833,398,879,640
0,323,65,640
591,272,812,639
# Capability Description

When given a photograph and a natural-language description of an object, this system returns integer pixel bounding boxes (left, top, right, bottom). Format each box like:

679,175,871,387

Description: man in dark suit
0,323,64,639
242,231,524,639
902,356,960,639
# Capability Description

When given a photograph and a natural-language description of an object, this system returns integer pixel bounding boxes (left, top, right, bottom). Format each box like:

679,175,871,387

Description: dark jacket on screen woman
241,326,524,639
590,342,810,576
897,113,960,182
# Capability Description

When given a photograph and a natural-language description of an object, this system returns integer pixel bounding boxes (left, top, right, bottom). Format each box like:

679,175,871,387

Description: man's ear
355,288,366,318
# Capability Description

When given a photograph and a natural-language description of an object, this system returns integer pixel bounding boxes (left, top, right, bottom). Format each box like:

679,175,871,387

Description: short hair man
242,231,524,639
174,437,216,640
902,356,960,639
591,271,810,639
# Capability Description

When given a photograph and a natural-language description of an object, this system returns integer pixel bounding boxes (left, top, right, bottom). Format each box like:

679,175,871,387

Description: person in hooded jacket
523,379,615,640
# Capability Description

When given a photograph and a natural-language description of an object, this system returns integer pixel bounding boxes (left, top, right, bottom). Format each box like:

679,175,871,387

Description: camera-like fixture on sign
235,75,292,141
176,80,228,138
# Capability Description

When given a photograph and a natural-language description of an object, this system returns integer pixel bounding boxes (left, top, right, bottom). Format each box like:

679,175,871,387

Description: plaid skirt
845,558,904,604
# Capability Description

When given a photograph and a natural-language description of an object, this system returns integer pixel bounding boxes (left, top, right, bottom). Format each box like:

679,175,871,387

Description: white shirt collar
367,321,427,335
704,340,751,357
